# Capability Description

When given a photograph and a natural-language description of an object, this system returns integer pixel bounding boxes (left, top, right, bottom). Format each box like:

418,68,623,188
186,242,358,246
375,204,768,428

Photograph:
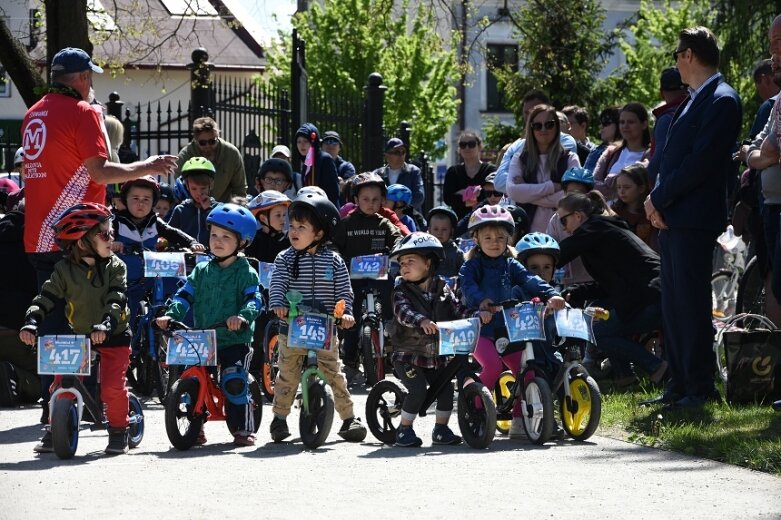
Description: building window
486,44,518,112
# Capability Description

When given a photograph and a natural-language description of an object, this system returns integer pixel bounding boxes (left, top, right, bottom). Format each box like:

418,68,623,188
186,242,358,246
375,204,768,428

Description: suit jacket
649,73,741,232
374,163,425,212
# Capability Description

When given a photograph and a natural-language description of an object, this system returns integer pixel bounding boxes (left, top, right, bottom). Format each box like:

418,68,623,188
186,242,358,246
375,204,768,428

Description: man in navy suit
644,27,742,408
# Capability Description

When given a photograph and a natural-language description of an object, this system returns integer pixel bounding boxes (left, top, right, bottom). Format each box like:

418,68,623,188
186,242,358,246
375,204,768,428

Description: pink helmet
467,204,515,235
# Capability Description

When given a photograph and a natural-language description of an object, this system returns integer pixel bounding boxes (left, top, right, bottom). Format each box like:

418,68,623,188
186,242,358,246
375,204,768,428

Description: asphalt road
1,386,780,520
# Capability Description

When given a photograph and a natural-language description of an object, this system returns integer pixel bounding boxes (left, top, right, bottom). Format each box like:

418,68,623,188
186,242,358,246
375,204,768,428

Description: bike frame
299,350,329,414
362,289,385,355
495,340,549,417
177,366,227,422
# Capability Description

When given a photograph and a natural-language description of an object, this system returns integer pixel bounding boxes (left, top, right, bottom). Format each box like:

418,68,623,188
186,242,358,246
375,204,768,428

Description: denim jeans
591,303,664,377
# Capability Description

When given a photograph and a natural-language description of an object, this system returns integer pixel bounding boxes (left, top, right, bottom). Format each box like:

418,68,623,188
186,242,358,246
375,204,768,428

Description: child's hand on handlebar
155,316,172,330
190,242,206,253
545,296,566,314
338,314,355,329
420,319,438,335
479,298,498,313
226,315,247,331
19,327,36,346
90,330,107,345
272,307,288,320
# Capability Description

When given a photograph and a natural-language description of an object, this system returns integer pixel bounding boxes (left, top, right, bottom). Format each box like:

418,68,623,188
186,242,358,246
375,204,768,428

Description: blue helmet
206,203,257,243
386,184,412,206
173,177,190,202
561,167,594,188
515,232,560,264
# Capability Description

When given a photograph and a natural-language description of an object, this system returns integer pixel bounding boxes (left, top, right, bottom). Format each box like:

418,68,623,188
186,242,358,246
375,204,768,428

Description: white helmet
14,147,24,167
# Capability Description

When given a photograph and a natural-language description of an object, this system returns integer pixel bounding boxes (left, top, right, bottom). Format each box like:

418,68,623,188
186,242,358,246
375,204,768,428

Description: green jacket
25,256,130,347
176,138,247,203
166,256,260,348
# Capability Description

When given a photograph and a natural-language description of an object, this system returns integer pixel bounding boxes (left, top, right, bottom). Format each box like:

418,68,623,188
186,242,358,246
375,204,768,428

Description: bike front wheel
458,382,496,449
300,381,334,449
736,256,765,316
560,374,601,441
365,379,406,445
711,269,738,319
361,324,383,386
261,321,279,403
51,398,79,459
165,377,204,450
521,376,554,445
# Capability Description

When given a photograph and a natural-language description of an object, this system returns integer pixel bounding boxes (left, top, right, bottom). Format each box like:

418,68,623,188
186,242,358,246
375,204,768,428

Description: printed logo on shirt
23,118,47,161
323,265,334,281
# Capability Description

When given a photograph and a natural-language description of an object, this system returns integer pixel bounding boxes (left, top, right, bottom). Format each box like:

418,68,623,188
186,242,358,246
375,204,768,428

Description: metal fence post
189,48,213,121
398,121,412,162
363,73,386,171
106,92,124,120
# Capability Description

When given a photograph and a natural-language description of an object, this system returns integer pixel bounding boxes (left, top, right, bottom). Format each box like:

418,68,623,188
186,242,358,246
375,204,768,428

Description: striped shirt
269,246,354,316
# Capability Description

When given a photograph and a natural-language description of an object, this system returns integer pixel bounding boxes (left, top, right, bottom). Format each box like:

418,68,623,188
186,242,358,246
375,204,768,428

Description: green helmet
181,157,216,179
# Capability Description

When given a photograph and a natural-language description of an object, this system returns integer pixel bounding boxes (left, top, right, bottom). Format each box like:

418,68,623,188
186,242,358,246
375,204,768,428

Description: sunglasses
559,212,574,226
459,140,478,149
482,190,503,198
531,120,556,132
95,229,114,242
197,138,218,146
671,47,689,61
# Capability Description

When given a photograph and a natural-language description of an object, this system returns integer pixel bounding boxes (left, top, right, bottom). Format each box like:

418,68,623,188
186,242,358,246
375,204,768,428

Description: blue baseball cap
51,47,103,74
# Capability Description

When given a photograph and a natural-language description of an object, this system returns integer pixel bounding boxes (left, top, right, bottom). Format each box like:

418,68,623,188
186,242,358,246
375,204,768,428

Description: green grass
597,381,781,476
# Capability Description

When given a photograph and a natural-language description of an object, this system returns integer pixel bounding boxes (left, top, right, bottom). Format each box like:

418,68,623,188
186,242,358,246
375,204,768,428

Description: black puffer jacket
558,215,661,321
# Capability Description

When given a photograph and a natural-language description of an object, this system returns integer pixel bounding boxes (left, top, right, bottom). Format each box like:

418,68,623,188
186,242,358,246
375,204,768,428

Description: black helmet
289,191,340,236
258,158,293,184
427,205,458,229
502,204,529,235
158,183,175,203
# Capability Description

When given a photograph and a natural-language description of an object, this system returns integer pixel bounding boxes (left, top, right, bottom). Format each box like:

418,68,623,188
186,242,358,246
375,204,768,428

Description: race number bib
258,262,275,289
502,303,546,342
166,330,218,366
554,308,594,343
37,335,91,376
458,239,476,254
143,251,186,278
288,314,333,350
438,318,481,355
440,276,458,292
350,254,389,280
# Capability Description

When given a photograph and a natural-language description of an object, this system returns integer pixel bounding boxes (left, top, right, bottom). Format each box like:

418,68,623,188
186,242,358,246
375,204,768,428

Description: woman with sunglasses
506,104,581,233
442,130,496,220
583,107,622,172
555,192,668,387
593,102,652,201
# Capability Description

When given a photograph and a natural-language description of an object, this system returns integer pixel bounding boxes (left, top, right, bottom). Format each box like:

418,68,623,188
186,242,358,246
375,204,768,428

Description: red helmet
120,175,161,206
52,203,113,244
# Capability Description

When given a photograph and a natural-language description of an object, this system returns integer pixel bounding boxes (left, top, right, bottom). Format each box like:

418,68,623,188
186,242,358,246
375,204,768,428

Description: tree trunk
0,18,46,108
44,0,91,80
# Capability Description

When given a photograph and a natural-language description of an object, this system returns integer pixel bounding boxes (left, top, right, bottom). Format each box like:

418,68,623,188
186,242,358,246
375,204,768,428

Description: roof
30,0,266,71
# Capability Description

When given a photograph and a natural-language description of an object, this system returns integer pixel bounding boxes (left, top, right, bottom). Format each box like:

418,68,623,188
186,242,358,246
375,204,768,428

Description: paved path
1,388,779,519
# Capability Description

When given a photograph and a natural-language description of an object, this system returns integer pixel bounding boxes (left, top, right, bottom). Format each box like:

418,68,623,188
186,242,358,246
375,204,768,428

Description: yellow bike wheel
560,374,601,441
493,371,516,434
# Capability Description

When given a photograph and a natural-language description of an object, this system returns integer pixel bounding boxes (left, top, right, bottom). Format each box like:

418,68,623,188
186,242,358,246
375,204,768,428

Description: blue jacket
168,198,218,245
374,163,425,212
649,74,742,232
459,252,558,337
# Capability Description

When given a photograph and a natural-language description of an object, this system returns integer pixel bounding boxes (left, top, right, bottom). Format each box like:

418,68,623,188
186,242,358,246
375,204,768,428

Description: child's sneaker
432,424,462,446
509,417,527,440
33,431,53,453
337,417,367,442
270,416,291,442
105,427,128,454
394,425,423,447
233,432,256,446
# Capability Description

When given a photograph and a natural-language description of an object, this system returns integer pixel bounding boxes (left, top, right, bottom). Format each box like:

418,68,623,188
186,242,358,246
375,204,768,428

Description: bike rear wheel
493,371,516,435
521,376,554,445
736,256,765,316
128,392,144,448
365,379,406,445
51,398,79,459
165,378,204,450
299,381,334,449
560,374,601,441
458,382,496,449
261,322,279,402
